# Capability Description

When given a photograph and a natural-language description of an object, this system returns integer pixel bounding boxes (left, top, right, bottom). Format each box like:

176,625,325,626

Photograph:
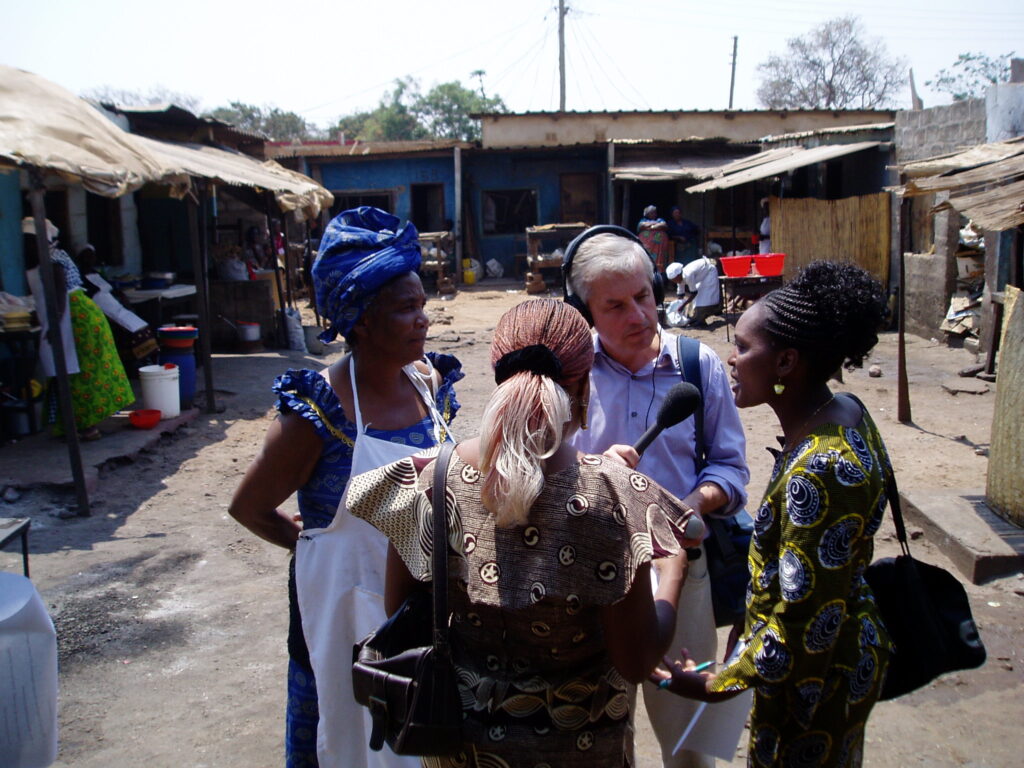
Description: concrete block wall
895,99,988,164
902,194,960,338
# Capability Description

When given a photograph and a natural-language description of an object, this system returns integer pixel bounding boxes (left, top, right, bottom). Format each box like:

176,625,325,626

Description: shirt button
631,411,638,417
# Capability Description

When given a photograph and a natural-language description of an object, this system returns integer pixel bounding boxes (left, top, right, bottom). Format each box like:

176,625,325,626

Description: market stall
0,64,185,514
522,222,588,292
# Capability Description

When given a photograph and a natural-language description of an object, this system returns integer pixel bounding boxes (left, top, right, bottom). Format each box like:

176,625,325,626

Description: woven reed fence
772,193,891,288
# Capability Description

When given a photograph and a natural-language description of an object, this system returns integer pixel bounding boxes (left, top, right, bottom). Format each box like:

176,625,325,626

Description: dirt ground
3,283,1022,767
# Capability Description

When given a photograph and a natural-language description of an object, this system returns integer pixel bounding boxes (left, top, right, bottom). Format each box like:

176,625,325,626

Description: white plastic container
0,572,59,768
139,363,180,420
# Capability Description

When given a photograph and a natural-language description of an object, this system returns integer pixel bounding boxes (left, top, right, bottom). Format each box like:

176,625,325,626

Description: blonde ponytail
479,373,571,527
479,299,594,528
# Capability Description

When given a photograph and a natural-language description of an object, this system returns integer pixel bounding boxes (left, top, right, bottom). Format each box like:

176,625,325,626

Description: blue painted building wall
0,170,25,294
465,148,606,274
317,155,456,224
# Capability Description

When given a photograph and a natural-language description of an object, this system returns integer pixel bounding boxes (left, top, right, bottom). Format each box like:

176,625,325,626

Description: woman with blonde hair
348,298,700,767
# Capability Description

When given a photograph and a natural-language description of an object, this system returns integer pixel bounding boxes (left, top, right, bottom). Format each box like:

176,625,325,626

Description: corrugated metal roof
897,138,1024,231
266,139,473,159
686,142,882,193
610,152,757,181
932,177,1024,232
759,122,895,144
473,108,896,119
898,136,1024,178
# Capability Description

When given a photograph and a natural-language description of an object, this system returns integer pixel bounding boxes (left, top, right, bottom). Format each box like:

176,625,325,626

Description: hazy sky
3,0,1021,128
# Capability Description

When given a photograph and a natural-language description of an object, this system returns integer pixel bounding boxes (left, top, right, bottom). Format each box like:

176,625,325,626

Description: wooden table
720,274,784,340
0,517,30,577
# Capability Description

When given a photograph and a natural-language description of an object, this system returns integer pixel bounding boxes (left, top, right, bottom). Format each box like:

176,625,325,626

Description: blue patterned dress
709,403,894,767
273,354,462,767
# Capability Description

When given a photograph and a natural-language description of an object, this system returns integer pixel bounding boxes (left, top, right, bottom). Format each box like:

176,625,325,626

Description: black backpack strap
677,334,706,472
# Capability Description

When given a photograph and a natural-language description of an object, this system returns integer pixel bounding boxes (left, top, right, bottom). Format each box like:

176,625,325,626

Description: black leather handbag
351,442,463,756
863,438,986,700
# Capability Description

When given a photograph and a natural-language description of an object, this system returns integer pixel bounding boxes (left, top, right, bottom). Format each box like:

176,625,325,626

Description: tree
82,85,202,114
329,76,505,143
926,52,1016,101
357,78,428,142
756,16,906,110
204,102,319,142
414,81,506,141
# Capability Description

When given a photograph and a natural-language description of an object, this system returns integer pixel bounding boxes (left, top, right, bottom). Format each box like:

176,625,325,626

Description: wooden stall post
191,183,219,413
28,172,89,515
897,249,912,423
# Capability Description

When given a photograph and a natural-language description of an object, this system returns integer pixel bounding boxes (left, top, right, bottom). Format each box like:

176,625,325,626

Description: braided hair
760,261,886,380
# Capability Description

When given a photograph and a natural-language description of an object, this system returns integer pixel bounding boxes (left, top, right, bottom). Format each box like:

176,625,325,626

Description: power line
575,15,650,109
298,17,537,116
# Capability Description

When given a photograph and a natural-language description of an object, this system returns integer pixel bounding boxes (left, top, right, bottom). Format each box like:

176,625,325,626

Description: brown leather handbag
351,442,463,756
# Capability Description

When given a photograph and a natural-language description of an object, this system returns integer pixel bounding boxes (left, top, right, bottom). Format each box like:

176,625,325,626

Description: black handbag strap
431,441,456,653
676,334,706,472
842,392,910,557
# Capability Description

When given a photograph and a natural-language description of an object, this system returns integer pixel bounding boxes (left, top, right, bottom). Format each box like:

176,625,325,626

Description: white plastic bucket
238,321,260,342
139,364,180,419
0,573,58,767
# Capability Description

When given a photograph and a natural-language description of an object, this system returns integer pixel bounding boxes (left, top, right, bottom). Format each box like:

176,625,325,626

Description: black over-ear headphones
560,224,666,326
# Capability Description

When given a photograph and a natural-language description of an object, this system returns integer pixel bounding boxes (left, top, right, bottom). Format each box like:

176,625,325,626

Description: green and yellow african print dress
709,400,894,768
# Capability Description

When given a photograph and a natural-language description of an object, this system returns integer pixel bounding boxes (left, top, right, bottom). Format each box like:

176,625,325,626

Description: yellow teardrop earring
773,380,786,395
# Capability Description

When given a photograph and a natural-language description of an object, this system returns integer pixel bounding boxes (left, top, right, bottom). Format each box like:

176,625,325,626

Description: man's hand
602,443,640,469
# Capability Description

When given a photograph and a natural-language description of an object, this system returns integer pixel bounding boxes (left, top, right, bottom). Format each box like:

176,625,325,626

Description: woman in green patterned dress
23,223,133,440
652,262,893,767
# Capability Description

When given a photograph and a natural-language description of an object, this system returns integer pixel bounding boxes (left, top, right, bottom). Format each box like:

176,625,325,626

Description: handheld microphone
682,514,706,540
632,382,702,456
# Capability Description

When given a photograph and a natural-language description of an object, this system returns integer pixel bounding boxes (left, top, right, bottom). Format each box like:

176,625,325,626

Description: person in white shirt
665,249,721,328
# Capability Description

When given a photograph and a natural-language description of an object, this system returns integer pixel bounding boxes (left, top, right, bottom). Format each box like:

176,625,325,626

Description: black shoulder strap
431,442,456,652
840,392,909,557
677,334,707,472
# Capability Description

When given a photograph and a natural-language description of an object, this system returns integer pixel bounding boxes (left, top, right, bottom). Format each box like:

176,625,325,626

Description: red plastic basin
720,256,752,278
129,409,161,429
755,253,786,277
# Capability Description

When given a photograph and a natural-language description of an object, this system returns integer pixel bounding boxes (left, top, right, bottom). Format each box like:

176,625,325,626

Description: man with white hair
562,226,748,768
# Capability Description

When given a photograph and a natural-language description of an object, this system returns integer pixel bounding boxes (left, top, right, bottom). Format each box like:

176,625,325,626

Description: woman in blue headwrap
229,207,462,768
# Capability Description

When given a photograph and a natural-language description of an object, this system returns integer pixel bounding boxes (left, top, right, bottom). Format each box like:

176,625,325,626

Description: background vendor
665,247,722,328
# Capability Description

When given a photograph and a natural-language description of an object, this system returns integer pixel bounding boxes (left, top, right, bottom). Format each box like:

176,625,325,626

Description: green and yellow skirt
51,290,135,434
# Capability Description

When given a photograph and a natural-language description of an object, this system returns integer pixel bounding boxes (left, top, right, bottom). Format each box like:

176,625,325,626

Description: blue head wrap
312,206,421,342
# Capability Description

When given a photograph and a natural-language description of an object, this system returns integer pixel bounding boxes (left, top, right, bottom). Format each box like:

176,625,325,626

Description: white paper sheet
671,639,753,760
672,689,753,760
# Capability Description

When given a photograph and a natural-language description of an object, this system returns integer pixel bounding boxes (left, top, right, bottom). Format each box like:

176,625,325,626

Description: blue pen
658,660,715,689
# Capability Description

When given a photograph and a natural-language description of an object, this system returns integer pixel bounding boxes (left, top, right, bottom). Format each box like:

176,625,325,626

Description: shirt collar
592,330,678,376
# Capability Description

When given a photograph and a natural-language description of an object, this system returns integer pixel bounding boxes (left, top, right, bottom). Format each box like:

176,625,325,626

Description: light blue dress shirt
571,331,749,515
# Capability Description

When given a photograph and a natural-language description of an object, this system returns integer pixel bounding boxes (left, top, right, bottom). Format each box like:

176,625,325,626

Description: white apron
296,358,451,768
26,267,79,378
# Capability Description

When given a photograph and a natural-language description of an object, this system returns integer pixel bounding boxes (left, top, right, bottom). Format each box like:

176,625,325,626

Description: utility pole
728,35,738,109
558,0,567,112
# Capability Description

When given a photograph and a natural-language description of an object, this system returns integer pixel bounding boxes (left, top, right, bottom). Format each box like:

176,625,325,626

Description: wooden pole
454,146,463,273
606,141,615,225
28,171,90,515
558,0,567,112
897,248,912,423
192,183,218,413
